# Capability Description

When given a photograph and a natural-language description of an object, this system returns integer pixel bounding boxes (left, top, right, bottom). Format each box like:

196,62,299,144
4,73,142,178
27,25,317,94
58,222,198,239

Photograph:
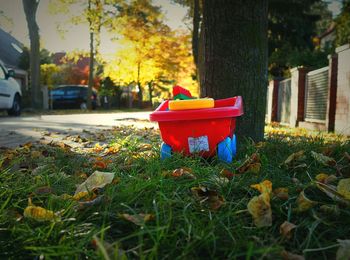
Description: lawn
0,124,349,259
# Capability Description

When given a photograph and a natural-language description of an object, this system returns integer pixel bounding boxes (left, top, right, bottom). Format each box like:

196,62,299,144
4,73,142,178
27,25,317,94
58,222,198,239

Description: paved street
0,112,156,148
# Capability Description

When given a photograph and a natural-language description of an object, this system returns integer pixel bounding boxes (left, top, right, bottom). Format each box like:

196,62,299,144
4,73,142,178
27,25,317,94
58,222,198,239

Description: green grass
0,125,349,259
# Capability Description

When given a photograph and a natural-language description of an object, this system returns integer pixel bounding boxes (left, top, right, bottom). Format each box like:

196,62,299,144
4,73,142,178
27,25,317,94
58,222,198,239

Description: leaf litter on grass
1,124,350,259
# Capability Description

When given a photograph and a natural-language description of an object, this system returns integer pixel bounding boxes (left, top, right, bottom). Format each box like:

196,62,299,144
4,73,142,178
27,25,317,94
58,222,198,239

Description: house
0,27,28,91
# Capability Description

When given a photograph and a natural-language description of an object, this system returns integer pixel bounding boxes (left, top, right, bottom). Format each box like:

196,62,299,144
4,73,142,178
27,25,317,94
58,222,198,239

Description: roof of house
0,27,25,69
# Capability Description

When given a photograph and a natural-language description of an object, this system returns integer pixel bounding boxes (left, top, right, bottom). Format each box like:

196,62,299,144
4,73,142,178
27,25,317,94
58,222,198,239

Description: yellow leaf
251,180,272,194
280,221,297,239
283,150,305,166
316,173,337,184
247,194,272,227
31,150,42,159
119,213,154,226
75,171,115,195
296,191,317,212
24,198,59,222
337,178,350,200
274,188,289,200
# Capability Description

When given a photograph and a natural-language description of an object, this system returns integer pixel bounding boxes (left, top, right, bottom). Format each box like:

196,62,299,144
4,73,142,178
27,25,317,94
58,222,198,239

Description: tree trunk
87,30,94,110
23,0,41,109
137,62,143,108
200,0,268,142
192,0,200,69
148,81,153,105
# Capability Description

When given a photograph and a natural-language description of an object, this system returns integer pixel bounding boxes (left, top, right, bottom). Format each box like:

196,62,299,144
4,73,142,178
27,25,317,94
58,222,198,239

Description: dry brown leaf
236,153,261,174
171,168,196,179
191,186,225,211
280,221,297,239
283,150,305,167
220,168,235,179
281,250,305,260
24,198,59,222
311,151,336,166
93,161,107,169
119,213,154,226
34,186,54,195
274,188,289,200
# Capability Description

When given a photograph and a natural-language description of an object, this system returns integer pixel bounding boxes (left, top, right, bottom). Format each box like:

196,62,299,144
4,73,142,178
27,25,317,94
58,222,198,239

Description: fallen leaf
93,143,104,153
220,168,235,179
311,151,336,166
316,181,350,205
274,188,289,200
191,186,225,211
24,198,59,222
31,150,42,159
75,171,115,195
296,190,317,212
281,250,305,260
251,180,272,194
171,168,196,179
119,213,154,226
283,150,305,167
248,180,272,227
336,239,350,260
247,194,272,227
34,186,54,195
337,178,350,200
236,153,261,174
280,221,297,239
316,173,337,184
72,191,97,201
93,160,107,169
77,195,105,209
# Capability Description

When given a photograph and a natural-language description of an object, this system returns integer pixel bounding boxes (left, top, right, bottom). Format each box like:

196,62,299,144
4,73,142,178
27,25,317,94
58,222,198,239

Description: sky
0,0,188,57
0,0,343,58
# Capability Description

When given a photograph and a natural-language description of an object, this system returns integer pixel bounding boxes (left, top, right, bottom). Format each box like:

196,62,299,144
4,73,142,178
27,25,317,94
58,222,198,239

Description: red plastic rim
149,96,243,122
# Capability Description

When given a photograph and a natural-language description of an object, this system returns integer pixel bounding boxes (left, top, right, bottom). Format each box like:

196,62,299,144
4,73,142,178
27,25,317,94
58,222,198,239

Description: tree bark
87,0,94,110
148,81,153,105
23,0,41,109
88,30,94,110
192,0,200,69
200,0,268,142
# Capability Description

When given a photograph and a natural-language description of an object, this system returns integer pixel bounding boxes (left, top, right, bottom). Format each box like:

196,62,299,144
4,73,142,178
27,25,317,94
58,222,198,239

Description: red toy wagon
149,96,244,163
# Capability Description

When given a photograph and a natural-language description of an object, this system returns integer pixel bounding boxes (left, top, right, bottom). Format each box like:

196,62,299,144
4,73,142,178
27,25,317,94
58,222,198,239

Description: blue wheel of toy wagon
231,134,237,158
217,137,232,163
161,142,172,160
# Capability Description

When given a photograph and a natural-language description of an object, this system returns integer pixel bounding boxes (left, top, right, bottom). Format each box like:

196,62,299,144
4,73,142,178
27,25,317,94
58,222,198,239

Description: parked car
0,60,22,116
50,85,98,110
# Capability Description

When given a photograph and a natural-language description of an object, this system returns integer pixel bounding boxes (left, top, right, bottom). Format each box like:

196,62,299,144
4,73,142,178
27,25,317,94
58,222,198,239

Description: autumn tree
50,0,119,109
106,0,196,107
200,0,268,142
22,0,41,109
